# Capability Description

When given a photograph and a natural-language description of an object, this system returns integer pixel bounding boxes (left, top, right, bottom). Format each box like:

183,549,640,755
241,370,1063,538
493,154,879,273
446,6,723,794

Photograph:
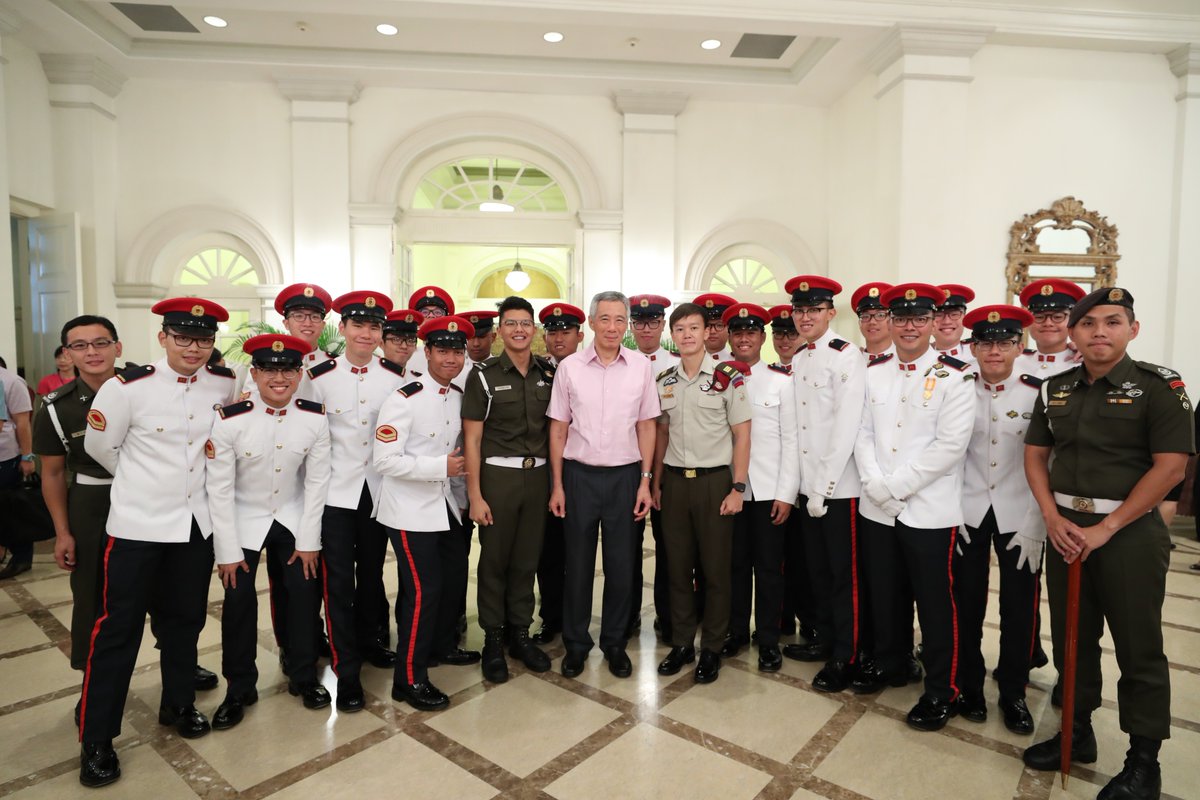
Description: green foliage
620,332,677,353
223,321,345,363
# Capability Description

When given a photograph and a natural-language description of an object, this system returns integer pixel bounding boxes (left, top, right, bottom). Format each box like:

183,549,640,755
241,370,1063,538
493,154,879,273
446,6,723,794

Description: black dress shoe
1098,740,1161,800
603,646,632,678
812,660,853,693
798,623,819,643
1000,696,1034,735
336,680,365,713
531,624,560,645
758,645,783,673
212,691,258,731
79,741,120,788
906,694,958,732
657,645,696,675
1023,723,1097,770
693,649,721,684
0,558,31,580
288,681,332,709
392,681,450,711
158,704,211,738
481,628,509,683
432,647,481,666
508,629,551,673
782,641,831,662
364,645,397,669
193,665,219,691
849,662,908,694
720,634,750,658
958,691,987,723
562,650,587,678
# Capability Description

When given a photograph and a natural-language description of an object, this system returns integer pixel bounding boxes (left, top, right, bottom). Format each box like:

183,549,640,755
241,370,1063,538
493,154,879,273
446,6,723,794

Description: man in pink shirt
548,291,659,679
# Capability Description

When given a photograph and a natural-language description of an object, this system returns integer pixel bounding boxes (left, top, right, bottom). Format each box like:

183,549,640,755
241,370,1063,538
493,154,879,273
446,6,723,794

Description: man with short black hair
694,293,736,363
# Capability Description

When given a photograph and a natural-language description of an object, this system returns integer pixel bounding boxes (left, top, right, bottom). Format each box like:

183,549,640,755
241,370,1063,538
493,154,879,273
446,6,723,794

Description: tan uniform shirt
656,360,751,468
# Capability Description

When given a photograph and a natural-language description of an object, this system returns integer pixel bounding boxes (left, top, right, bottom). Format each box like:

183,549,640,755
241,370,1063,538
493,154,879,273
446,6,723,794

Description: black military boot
507,628,551,673
481,628,509,683
1023,720,1098,770
1097,736,1162,800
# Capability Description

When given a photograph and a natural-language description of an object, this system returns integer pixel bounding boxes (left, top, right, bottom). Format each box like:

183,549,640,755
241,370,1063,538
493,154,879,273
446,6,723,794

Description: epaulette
713,361,746,392
1020,374,1044,389
217,400,253,419
116,364,155,384
477,355,501,370
308,359,337,380
867,353,894,367
397,381,423,398
1136,361,1182,384
535,355,556,382
450,383,463,393
294,398,325,414
379,357,406,377
717,360,748,375
42,379,78,404
1022,348,1036,355
206,363,235,379
829,338,851,352
410,369,424,377
767,363,792,376
656,365,678,382
937,354,970,372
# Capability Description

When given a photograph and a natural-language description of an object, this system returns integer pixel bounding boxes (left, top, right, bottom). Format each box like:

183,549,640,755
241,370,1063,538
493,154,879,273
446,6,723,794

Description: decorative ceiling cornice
39,54,126,97
867,24,992,75
613,90,689,116
1168,43,1200,78
276,77,362,104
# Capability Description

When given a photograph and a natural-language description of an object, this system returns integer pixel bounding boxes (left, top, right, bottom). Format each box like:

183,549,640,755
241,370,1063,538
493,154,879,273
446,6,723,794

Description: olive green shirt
657,360,752,469
461,351,555,459
31,378,113,480
1024,354,1195,500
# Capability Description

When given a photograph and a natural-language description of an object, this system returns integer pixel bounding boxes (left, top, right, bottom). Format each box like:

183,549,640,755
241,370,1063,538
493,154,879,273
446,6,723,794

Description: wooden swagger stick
1060,557,1082,789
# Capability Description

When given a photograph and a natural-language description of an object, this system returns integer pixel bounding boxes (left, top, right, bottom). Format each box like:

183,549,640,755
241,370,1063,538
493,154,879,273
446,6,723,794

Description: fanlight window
178,247,261,289
412,157,568,212
708,258,781,296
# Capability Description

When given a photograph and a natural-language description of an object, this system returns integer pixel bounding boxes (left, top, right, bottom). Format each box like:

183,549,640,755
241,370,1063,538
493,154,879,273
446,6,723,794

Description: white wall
3,37,54,209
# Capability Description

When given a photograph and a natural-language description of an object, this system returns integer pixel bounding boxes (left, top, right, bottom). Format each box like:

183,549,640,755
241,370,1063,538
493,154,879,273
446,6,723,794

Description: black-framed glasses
631,319,664,331
1032,311,1069,324
255,366,302,379
890,314,933,328
65,339,115,352
772,330,801,341
792,306,832,319
705,321,727,332
857,311,888,323
168,333,216,349
933,309,964,321
383,334,418,346
974,340,1019,352
286,311,325,323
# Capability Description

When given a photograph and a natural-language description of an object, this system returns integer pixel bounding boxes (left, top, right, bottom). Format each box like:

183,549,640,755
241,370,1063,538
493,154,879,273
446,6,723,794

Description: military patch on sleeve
656,366,678,383
308,359,337,380
828,338,851,352
217,400,254,419
867,353,894,367
1020,374,1044,389
397,382,423,398
375,424,398,443
937,354,970,372
115,364,155,384
86,409,106,431
712,362,746,392
294,398,325,414
204,439,215,459
206,364,235,379
379,357,406,377
767,362,792,376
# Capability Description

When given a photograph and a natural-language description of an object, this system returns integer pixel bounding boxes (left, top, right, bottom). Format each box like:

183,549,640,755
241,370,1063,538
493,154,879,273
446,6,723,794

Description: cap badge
447,321,458,332
470,315,479,323
271,340,285,352
1109,288,1124,301
425,289,435,298
1040,284,1053,296
303,286,315,298
799,281,809,292
868,287,880,297
640,298,649,307
404,314,413,322
943,288,952,299
987,311,1000,323
364,296,377,308
190,304,205,317
553,307,562,316
705,299,714,308
904,289,917,301
738,308,748,318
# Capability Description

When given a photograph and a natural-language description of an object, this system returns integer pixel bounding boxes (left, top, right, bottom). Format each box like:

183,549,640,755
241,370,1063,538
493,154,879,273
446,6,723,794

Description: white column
349,203,398,297
279,78,359,296
1166,45,1200,383
575,210,623,306
0,13,19,366
614,91,687,295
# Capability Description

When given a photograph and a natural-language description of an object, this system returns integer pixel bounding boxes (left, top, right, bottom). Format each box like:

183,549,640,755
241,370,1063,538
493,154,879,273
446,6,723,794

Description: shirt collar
158,358,200,384
1098,354,1137,388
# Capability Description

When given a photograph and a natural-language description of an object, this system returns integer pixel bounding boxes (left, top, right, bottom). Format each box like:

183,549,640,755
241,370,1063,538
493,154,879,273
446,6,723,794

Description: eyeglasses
501,319,535,330
792,306,831,319
772,330,801,341
933,309,964,321
285,311,324,323
890,315,933,328
65,339,115,352
255,366,302,379
705,322,727,332
974,340,1019,352
1032,311,1069,324
168,333,216,350
383,335,418,346
631,319,664,331
857,311,889,323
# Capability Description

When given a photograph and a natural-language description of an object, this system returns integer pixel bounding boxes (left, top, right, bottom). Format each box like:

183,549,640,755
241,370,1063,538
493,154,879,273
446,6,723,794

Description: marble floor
1,524,1199,800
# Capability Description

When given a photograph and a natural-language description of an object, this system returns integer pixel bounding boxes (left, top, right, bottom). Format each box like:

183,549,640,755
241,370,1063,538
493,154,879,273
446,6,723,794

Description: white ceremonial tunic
85,359,237,542
938,341,977,367
239,349,327,403
627,345,679,372
855,350,975,529
794,330,866,500
961,373,1042,532
862,343,896,361
206,398,332,565
373,378,467,531
1013,347,1080,380
707,347,734,364
742,362,801,503
306,355,407,509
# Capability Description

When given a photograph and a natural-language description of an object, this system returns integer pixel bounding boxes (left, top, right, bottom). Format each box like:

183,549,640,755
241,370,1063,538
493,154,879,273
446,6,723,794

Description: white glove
806,495,828,519
879,497,906,518
864,477,894,507
1008,510,1048,574
959,527,972,546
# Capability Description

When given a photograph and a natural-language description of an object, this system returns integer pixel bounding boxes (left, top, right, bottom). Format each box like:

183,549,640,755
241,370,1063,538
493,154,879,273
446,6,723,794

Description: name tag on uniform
1106,398,1133,405
494,384,512,391
1048,400,1068,406
71,430,87,439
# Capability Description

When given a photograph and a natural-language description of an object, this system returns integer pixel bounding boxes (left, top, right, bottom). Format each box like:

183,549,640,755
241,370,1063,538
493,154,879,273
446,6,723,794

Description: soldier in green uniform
1022,287,1194,800
461,296,557,683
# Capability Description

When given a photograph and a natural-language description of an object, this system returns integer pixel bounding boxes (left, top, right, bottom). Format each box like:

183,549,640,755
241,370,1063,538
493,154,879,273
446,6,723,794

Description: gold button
360,399,366,404
992,416,998,421
275,467,281,472
991,439,997,445
990,461,997,467
188,439,193,445
188,414,193,420
273,489,279,494
156,427,164,432
276,444,283,449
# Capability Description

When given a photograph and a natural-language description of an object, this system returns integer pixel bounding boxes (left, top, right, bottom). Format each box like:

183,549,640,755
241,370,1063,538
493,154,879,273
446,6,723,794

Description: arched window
708,257,782,297
411,157,568,212
171,244,265,355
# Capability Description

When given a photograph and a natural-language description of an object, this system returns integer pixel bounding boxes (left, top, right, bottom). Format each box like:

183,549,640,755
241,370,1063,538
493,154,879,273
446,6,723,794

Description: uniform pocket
698,394,724,409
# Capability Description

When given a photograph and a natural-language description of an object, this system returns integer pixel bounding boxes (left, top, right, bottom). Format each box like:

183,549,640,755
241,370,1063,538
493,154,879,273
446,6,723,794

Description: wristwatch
20,454,35,463
732,481,746,492
640,471,653,479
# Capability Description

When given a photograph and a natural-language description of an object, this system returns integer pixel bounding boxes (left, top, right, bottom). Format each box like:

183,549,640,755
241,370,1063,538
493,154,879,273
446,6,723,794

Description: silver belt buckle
522,457,535,470
1071,496,1096,514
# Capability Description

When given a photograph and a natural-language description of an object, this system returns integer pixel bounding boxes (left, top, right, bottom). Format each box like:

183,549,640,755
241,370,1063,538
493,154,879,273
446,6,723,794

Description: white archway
683,219,821,293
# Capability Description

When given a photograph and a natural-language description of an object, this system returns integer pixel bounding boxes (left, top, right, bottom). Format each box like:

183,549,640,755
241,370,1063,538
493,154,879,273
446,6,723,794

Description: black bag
0,472,55,545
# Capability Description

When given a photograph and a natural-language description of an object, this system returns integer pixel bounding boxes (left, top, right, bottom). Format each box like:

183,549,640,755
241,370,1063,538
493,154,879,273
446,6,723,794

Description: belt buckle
522,457,535,470
1072,496,1096,513
683,468,697,479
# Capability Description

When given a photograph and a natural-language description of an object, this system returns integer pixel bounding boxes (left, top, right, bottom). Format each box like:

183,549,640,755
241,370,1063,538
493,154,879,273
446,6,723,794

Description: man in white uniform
933,284,976,365
1014,278,1085,378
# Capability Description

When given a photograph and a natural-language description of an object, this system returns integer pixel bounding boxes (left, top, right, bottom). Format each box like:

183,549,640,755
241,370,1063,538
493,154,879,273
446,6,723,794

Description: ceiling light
376,23,398,36
701,39,721,50
480,184,515,213
203,15,227,28
543,31,564,43
505,261,531,292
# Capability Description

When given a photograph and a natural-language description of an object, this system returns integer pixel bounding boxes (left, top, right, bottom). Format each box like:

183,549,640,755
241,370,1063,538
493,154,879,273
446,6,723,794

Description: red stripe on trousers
1028,568,1042,663
849,498,860,664
399,531,422,686
320,559,341,676
946,527,961,701
78,536,116,742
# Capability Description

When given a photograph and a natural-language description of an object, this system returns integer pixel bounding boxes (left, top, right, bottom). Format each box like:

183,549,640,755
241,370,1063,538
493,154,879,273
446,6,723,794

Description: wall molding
39,53,126,97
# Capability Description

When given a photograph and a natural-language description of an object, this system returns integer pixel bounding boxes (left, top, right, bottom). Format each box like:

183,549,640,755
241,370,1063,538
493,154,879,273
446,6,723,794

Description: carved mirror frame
1005,196,1119,301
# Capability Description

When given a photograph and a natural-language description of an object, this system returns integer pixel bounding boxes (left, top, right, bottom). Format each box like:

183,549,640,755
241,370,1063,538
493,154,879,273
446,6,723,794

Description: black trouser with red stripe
387,526,443,686
780,509,812,635
222,522,318,697
433,513,469,658
729,499,785,646
954,508,1040,701
800,496,863,663
320,483,385,683
537,510,565,632
863,517,958,701
80,521,213,742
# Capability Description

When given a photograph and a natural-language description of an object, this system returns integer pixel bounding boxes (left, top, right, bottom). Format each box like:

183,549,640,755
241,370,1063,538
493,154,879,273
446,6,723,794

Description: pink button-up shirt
547,343,660,467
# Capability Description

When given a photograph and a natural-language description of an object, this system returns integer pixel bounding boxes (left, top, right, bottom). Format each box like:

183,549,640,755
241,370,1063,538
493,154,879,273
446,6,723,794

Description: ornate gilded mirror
1005,196,1119,301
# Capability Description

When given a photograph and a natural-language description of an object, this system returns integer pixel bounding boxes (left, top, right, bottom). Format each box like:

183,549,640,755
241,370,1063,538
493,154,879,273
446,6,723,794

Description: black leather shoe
849,662,909,694
391,681,450,711
508,629,551,673
657,646,696,675
812,660,853,693
1023,723,1098,770
562,650,587,678
431,647,481,667
720,634,750,658
531,624,560,645
364,645,397,669
603,646,632,678
336,680,365,713
1000,696,1034,735
693,649,721,684
193,665,219,691
79,741,120,788
158,704,211,738
758,645,783,673
906,694,958,732
288,681,332,709
212,690,257,730
0,558,31,580
782,641,831,662
958,692,987,723
482,628,509,683
1051,679,1063,708
798,623,819,643
1098,739,1161,800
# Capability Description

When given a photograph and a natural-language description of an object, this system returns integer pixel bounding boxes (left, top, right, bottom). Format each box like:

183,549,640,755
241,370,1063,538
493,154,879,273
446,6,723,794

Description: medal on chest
922,376,936,405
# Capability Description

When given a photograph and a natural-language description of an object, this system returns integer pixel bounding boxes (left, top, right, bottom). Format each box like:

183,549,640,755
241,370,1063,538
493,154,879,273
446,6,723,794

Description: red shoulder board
867,353,894,367
379,357,406,377
713,362,745,392
308,359,337,380
217,400,254,419
828,338,851,352
294,398,325,414
1170,379,1186,390
206,364,235,379
115,364,155,384
767,363,791,376
1020,374,1044,389
937,355,970,372
398,381,423,398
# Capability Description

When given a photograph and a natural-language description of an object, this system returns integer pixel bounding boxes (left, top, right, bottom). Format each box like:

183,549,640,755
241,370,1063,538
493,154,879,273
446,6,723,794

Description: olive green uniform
31,379,114,670
462,351,555,632
1025,355,1194,739
656,361,752,652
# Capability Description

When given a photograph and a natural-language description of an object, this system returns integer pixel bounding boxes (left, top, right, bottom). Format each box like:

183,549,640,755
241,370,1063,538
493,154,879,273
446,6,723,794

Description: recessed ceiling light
376,23,398,36
203,15,227,28
543,31,564,43
701,39,721,50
